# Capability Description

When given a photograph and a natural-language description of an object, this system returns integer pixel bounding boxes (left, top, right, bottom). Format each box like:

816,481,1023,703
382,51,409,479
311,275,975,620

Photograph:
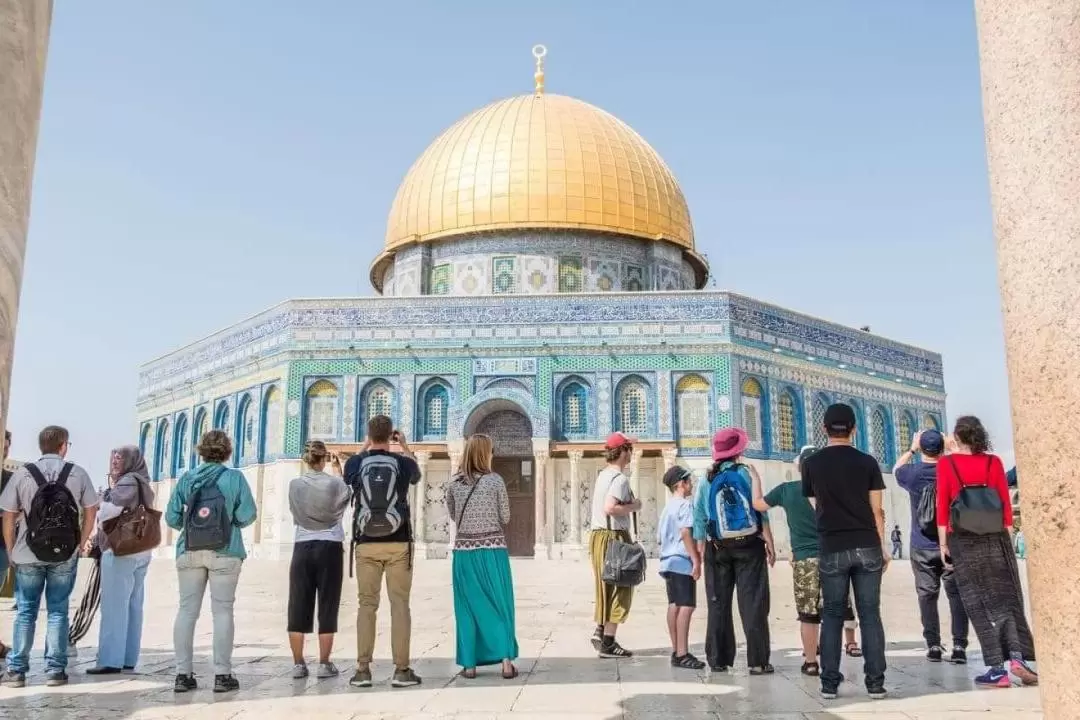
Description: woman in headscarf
86,446,155,675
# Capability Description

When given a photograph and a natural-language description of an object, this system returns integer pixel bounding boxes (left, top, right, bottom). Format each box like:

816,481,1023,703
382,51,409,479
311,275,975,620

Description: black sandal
801,661,820,676
749,664,775,675
845,643,863,658
501,664,518,679
673,653,706,670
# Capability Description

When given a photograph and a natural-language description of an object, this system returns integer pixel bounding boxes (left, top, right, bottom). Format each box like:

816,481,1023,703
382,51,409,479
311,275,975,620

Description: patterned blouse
446,472,511,550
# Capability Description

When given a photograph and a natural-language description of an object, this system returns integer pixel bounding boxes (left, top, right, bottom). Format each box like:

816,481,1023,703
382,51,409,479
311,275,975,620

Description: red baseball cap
604,431,637,450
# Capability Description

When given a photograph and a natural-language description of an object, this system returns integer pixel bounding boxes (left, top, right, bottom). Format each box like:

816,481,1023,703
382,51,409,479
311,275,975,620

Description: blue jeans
97,551,151,669
820,546,886,690
8,556,79,674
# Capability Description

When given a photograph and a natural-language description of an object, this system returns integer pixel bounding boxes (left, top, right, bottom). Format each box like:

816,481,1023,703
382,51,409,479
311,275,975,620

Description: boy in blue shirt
657,466,704,670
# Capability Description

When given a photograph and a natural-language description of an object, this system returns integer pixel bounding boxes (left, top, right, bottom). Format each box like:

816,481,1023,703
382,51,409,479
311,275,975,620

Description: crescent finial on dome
532,44,547,95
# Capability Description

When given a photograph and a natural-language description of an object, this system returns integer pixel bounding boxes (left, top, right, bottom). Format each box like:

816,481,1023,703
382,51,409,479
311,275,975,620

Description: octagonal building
136,54,946,559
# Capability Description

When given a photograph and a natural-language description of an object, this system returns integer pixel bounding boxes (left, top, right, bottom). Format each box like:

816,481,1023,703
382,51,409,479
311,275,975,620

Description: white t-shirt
590,467,633,532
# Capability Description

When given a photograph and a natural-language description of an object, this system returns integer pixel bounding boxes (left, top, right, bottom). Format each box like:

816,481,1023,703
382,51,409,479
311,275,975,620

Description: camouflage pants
792,558,857,626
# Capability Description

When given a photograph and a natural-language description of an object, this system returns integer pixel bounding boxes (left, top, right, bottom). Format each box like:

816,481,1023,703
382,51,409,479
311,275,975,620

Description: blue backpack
706,462,759,541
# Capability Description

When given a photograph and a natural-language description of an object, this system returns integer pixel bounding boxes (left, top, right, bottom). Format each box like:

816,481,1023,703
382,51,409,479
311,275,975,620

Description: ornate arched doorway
464,399,536,556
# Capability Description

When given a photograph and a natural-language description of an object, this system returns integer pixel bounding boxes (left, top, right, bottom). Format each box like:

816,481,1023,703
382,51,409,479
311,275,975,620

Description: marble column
975,2,1080,715
568,449,584,546
0,0,52,434
412,451,430,550
532,441,549,558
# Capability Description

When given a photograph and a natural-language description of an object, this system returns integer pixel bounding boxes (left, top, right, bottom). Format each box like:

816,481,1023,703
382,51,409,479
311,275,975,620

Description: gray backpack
184,467,230,552
352,453,404,539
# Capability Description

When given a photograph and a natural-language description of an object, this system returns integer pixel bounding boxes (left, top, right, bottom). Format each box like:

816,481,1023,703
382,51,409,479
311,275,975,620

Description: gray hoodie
288,470,350,531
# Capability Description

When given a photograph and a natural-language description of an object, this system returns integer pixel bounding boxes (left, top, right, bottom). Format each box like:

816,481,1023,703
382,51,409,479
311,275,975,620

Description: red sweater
935,452,1013,533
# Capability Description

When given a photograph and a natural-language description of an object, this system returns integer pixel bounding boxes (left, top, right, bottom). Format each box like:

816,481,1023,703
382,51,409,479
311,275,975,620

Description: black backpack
352,453,404,539
916,482,938,541
184,467,231,552
25,463,81,563
947,456,1004,535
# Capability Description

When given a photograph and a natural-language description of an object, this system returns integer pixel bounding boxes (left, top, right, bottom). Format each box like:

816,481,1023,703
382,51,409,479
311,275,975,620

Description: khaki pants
355,542,413,670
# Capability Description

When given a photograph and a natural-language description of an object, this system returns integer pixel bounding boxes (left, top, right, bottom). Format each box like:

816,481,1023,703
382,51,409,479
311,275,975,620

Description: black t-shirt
801,444,886,554
343,449,421,544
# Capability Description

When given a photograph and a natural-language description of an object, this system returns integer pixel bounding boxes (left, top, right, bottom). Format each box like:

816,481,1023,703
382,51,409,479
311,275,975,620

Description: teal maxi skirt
452,547,519,668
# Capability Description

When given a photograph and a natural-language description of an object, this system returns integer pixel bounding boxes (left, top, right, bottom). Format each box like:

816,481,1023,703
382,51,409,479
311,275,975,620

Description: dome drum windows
558,256,583,293
492,256,518,294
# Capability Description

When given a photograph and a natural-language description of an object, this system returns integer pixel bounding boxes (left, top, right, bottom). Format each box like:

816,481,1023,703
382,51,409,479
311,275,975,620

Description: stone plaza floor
0,555,1042,719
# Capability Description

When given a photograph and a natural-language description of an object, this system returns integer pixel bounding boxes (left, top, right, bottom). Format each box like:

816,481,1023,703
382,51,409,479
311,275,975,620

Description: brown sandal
501,663,518,679
461,668,477,679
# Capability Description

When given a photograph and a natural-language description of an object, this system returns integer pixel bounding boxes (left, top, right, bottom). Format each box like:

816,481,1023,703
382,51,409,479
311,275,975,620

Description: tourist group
0,403,1036,700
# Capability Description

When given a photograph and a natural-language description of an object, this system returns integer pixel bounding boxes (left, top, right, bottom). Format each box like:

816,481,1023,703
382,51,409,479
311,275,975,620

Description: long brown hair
459,434,494,481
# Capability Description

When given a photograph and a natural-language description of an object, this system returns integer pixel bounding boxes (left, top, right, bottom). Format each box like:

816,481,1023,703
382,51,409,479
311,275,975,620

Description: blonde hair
460,434,494,480
303,440,330,468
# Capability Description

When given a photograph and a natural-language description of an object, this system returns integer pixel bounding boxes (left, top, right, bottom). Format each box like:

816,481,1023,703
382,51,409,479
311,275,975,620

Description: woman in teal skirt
446,433,519,679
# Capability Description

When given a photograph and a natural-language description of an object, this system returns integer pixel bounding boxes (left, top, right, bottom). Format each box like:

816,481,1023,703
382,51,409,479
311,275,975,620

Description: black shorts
661,571,696,608
287,540,344,634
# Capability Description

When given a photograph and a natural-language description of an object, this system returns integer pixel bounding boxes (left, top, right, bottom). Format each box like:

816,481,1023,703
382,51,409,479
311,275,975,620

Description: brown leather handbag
101,478,162,556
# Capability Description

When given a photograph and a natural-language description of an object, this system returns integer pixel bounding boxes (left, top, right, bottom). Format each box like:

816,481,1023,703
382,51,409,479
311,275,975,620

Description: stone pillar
0,1,52,434
532,440,549,558
659,448,678,506
974,3,1080,715
629,448,644,500
413,451,430,549
568,449,584,546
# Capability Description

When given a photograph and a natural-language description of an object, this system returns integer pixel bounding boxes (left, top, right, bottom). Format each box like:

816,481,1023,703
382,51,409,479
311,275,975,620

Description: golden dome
372,92,704,290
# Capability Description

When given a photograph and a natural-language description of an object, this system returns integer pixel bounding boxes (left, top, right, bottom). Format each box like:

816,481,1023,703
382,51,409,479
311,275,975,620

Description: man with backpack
801,403,888,701
0,426,99,688
894,429,969,664
692,427,776,674
343,415,422,688
165,429,258,694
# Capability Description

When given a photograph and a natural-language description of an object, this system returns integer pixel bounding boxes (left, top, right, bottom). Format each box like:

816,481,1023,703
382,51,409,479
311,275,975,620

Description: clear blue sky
10,1,1010,480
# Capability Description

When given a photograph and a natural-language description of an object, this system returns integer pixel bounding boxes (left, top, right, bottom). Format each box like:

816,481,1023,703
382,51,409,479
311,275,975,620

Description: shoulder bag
102,477,162,556
947,456,1004,535
601,473,647,588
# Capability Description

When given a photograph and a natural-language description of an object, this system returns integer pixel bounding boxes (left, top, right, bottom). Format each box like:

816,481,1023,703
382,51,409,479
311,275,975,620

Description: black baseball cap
663,465,692,489
824,403,856,432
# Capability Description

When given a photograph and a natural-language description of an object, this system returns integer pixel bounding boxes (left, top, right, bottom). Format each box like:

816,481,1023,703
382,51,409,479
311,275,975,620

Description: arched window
923,413,941,431
775,388,800,454
261,386,283,459
306,380,339,441
561,381,588,436
139,424,151,459
676,374,710,439
174,414,190,476
214,401,230,435
870,406,891,465
741,377,765,452
811,393,830,447
361,380,394,423
615,377,649,436
897,410,915,452
238,394,256,462
193,408,208,452
421,382,450,437
154,419,171,481
847,400,867,451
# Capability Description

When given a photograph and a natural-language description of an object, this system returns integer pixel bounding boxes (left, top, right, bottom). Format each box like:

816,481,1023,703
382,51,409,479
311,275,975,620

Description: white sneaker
292,663,309,679
316,662,340,679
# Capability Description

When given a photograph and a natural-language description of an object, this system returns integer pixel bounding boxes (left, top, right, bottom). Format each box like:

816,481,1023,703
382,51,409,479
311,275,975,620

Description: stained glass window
897,411,914,453
430,264,451,295
871,406,888,464
423,384,449,437
741,377,764,451
676,374,710,437
175,415,190,474
558,256,583,293
240,396,256,460
262,387,283,458
366,383,393,420
306,380,339,440
811,394,829,447
617,379,648,436
561,382,588,435
492,256,517,294
776,389,798,453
